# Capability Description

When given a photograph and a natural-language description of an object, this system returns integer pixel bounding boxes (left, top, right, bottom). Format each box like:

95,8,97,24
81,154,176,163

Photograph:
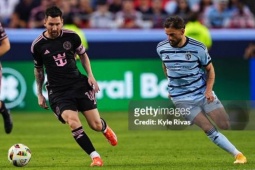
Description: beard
169,39,182,48
50,31,60,38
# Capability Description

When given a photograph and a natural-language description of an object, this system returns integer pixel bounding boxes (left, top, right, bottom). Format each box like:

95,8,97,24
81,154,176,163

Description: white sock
103,127,108,133
90,151,100,159
207,128,240,156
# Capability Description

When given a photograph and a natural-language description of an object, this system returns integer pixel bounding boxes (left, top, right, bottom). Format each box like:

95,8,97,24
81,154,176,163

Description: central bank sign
96,71,168,99
1,66,168,110
0,59,249,111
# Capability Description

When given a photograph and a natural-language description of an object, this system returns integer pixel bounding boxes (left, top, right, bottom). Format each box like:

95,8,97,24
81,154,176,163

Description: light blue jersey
156,37,211,102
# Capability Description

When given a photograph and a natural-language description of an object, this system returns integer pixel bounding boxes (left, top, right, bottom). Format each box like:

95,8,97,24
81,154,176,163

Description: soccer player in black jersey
31,6,117,167
0,22,13,134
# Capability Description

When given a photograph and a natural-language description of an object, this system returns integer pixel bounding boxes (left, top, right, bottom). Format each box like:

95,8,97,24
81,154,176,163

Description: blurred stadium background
1,0,254,114
0,0,254,169
1,29,254,129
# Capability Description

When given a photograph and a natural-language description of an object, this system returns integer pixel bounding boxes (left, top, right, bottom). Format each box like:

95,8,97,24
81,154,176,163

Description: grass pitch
0,111,254,170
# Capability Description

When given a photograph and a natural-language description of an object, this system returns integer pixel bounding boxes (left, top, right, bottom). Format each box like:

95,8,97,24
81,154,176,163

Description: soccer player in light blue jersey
156,15,247,164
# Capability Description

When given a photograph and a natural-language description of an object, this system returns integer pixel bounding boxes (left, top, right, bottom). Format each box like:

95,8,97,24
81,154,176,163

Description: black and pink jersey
31,29,86,91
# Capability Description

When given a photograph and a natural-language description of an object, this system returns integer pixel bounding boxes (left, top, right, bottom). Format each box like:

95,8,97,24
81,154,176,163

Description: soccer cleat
1,109,13,134
103,126,117,146
90,157,103,167
234,153,247,164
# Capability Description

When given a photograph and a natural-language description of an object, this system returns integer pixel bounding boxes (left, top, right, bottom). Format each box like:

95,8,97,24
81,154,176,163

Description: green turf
0,111,254,170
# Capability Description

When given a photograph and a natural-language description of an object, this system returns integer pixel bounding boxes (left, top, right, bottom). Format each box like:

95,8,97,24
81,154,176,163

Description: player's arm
34,67,44,96
34,67,48,109
31,39,48,109
204,62,215,102
73,32,99,92
79,52,100,92
0,37,11,56
162,62,167,77
0,22,10,56
162,62,172,98
0,23,11,57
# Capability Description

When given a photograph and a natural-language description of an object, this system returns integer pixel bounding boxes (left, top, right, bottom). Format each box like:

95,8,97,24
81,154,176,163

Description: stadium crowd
0,0,255,29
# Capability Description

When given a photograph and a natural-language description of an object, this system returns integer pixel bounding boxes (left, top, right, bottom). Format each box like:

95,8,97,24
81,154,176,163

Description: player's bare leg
207,108,247,164
193,112,213,132
207,107,230,130
193,112,247,164
83,109,118,146
62,110,103,166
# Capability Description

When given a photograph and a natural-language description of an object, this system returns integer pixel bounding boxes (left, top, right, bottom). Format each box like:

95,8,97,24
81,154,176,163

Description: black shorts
48,78,97,123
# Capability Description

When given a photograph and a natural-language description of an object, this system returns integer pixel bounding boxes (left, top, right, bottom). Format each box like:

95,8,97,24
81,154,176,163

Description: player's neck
44,31,60,39
44,31,51,39
177,36,187,48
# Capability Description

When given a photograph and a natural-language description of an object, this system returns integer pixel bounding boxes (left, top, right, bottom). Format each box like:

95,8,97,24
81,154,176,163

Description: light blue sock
206,128,240,156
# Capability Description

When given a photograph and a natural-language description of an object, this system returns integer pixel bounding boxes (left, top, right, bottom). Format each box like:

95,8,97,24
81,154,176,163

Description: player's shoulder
0,22,7,40
62,29,79,36
32,31,46,44
31,33,45,52
187,37,206,51
157,39,169,49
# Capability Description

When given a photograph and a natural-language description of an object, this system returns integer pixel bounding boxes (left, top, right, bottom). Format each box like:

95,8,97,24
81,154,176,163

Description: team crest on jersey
185,52,192,60
63,41,72,50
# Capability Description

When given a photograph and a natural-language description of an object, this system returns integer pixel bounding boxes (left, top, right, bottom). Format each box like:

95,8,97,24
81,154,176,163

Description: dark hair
188,12,199,22
164,15,185,29
45,6,62,18
97,0,107,5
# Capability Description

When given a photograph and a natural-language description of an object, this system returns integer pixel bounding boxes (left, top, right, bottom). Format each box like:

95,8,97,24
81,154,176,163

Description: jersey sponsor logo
63,41,71,50
53,52,67,67
0,68,27,109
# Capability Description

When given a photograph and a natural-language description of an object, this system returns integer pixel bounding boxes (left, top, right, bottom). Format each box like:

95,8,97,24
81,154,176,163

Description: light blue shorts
173,92,224,122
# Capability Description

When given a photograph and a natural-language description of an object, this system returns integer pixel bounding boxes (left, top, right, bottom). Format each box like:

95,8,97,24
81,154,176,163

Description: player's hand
38,94,49,110
205,90,214,103
88,75,100,93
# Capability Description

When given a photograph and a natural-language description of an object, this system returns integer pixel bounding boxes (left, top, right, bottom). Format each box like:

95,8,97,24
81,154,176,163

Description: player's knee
218,121,230,130
66,117,81,130
90,120,102,131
